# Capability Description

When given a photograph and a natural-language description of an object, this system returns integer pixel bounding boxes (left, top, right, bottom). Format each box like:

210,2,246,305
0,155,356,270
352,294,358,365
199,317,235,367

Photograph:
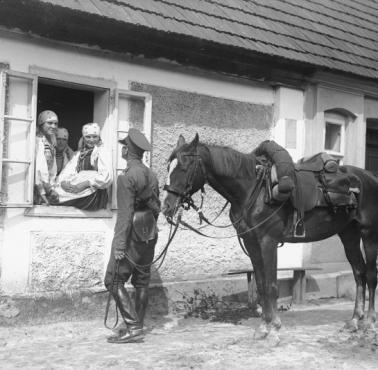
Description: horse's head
162,133,207,220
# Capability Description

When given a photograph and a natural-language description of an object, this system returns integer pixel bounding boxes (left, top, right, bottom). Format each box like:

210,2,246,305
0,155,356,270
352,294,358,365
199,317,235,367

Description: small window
324,113,345,159
325,122,341,152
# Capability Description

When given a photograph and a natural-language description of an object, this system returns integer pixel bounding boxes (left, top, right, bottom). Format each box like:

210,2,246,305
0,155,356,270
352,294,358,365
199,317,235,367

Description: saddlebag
132,208,157,242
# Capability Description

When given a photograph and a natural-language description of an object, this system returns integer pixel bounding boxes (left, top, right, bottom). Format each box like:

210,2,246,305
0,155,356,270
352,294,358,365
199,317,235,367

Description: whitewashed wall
1,33,369,296
0,34,278,295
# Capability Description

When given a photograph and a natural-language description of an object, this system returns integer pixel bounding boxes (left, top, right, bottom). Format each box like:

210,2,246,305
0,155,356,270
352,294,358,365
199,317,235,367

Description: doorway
365,119,378,175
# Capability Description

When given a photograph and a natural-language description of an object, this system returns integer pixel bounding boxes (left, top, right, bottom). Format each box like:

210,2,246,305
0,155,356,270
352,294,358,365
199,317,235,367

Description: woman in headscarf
52,123,113,210
34,110,58,205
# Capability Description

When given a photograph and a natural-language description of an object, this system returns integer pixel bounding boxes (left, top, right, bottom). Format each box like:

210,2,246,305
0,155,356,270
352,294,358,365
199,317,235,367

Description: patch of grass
174,288,260,324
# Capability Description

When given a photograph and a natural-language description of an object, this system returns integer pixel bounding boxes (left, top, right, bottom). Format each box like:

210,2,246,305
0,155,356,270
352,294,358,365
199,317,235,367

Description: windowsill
24,205,114,218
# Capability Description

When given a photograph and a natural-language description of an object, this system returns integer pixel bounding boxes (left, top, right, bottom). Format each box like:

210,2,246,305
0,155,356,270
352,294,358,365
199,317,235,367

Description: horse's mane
201,143,256,179
169,140,257,179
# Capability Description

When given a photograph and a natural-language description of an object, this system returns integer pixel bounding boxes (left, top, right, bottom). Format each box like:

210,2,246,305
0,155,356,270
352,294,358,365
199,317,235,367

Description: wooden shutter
0,70,37,207
112,90,152,208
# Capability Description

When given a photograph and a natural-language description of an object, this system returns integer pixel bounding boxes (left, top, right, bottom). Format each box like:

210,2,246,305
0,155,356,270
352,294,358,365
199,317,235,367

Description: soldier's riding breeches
104,237,157,290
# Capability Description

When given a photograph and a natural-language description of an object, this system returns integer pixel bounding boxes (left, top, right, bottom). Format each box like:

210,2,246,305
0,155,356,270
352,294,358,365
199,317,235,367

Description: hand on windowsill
40,194,50,206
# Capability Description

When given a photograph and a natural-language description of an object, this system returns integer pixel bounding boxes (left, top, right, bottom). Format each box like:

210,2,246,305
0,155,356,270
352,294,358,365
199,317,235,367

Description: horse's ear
176,135,186,148
188,133,199,149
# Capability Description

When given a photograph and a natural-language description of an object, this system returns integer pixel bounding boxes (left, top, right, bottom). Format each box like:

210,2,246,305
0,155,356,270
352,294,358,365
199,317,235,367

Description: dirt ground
0,298,377,370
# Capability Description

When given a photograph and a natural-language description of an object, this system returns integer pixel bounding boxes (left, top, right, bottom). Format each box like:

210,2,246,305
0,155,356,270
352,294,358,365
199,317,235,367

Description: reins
123,211,181,272
104,260,120,330
170,163,284,240
165,157,287,260
178,200,287,239
175,153,292,259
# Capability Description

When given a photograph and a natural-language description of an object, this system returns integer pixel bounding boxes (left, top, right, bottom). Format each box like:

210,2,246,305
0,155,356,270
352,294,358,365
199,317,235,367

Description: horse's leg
245,234,281,342
361,229,378,329
338,222,366,331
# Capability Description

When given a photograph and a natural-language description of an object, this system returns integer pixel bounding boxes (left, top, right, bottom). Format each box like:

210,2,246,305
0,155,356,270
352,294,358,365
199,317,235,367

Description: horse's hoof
254,323,269,340
362,320,376,333
342,319,359,332
266,328,280,346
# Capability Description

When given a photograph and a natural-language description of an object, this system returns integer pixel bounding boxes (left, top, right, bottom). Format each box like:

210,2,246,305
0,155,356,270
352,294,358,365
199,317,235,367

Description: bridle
163,151,208,215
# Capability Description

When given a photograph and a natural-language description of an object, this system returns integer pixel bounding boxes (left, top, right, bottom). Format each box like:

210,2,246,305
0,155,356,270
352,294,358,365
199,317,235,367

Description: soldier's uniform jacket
112,157,160,253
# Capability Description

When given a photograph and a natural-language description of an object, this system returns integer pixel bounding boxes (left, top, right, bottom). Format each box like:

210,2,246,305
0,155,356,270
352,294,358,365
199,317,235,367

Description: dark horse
162,133,378,341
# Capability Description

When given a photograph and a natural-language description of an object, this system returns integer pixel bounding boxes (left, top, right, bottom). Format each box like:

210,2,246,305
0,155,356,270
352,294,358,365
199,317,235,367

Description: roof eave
1,0,373,87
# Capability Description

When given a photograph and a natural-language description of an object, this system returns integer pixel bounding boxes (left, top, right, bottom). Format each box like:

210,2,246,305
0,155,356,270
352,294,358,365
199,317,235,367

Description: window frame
1,68,154,214
0,69,38,207
112,89,153,209
1,67,116,214
324,113,346,160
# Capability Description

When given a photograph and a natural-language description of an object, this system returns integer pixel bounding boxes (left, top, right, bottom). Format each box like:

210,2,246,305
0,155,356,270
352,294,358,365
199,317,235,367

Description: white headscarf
82,123,100,136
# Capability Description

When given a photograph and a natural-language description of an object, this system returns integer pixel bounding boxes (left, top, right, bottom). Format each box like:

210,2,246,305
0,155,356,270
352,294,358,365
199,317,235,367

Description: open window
37,82,95,151
0,68,153,214
33,79,111,214
0,70,37,207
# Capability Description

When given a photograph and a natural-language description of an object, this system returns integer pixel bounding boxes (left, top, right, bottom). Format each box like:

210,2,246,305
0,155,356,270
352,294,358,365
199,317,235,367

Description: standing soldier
104,128,160,343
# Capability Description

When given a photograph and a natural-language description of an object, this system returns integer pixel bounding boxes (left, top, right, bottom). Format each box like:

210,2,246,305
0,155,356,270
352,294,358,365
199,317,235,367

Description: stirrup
293,219,305,238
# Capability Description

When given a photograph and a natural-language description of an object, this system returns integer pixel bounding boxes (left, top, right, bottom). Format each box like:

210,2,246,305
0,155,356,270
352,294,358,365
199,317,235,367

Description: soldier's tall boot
107,286,143,343
135,287,149,329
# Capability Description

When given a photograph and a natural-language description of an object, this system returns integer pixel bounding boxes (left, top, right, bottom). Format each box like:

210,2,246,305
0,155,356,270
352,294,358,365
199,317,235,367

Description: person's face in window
84,134,100,149
41,119,58,137
56,137,68,153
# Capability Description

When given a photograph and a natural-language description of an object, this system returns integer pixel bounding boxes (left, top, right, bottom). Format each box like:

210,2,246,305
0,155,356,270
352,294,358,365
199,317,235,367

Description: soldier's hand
114,250,126,260
256,164,264,177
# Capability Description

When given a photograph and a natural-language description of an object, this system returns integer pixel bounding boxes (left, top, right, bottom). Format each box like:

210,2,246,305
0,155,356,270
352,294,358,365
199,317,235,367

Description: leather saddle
132,208,157,242
292,153,360,213
268,152,360,213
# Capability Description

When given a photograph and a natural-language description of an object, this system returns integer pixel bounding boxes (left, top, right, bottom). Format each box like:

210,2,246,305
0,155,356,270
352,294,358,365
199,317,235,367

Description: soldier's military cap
118,128,151,151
